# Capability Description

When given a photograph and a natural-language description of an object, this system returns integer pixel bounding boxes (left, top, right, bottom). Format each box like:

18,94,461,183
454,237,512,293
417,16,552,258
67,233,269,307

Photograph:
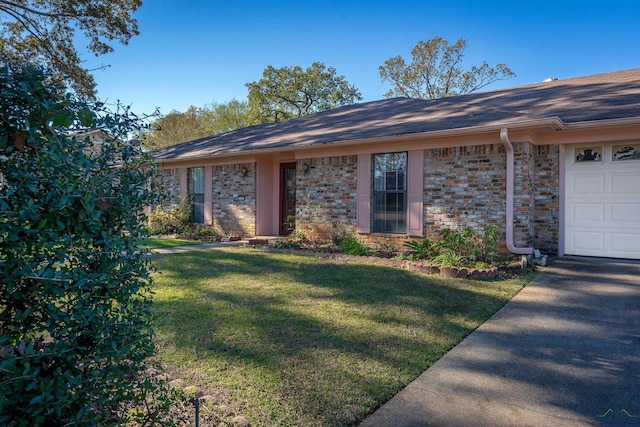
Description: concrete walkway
360,257,640,427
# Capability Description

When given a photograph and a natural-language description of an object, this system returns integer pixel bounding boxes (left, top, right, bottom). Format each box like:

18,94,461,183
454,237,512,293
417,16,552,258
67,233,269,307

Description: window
613,144,640,161
575,146,602,163
189,167,204,223
373,152,407,233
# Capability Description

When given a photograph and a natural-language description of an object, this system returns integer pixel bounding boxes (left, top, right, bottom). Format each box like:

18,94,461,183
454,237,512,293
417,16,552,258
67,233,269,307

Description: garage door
565,143,640,259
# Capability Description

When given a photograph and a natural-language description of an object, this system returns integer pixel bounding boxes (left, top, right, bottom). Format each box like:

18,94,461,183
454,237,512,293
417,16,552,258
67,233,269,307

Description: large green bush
0,67,165,425
146,196,191,235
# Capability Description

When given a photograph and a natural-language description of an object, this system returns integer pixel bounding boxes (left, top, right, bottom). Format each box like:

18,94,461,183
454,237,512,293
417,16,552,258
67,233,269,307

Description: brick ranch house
153,69,640,260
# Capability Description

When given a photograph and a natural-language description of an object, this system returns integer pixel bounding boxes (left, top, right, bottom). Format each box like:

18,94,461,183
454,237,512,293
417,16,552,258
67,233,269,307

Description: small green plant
190,224,219,239
432,249,468,267
272,240,302,249
479,225,499,263
272,231,307,249
404,238,437,260
436,227,475,257
338,235,371,256
408,225,502,268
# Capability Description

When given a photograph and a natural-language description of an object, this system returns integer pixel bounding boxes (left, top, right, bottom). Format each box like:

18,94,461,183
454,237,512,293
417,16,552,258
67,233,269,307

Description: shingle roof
154,68,640,161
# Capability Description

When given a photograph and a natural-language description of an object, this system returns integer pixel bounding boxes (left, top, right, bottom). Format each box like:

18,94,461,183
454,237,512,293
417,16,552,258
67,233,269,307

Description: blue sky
85,0,640,116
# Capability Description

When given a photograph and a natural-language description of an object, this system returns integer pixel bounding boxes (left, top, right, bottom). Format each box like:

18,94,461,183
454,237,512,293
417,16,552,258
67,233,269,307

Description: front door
279,163,296,235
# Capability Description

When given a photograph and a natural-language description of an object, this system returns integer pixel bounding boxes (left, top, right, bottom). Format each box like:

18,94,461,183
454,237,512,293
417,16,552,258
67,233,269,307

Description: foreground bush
0,66,167,425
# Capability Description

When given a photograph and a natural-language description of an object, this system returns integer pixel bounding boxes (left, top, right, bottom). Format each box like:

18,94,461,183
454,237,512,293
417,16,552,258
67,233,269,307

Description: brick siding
533,145,560,253
424,144,508,245
158,167,182,209
295,156,358,238
422,142,558,254
212,163,256,237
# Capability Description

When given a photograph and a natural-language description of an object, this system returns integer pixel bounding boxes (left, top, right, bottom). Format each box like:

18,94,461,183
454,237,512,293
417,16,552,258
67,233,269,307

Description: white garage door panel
611,203,640,223
611,173,640,194
572,174,605,193
611,233,640,255
565,143,640,259
571,231,604,251
571,202,605,222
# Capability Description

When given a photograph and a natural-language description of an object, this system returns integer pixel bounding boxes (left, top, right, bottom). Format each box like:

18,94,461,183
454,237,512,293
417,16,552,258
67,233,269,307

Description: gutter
500,128,535,255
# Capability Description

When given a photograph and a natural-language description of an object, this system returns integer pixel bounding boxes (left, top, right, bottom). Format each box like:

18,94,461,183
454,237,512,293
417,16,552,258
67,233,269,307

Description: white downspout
500,128,535,255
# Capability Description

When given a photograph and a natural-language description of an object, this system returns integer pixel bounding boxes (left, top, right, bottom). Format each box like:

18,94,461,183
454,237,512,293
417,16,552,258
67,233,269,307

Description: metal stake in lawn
194,396,200,427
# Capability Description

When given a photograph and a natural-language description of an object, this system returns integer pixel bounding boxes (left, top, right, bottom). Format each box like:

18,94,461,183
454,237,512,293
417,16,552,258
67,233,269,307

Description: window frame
188,167,205,224
372,151,408,233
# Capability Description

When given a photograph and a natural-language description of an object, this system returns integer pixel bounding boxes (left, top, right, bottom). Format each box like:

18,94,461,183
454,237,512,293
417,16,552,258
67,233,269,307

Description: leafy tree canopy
0,0,141,98
143,99,250,149
246,62,363,124
379,36,516,99
202,99,251,135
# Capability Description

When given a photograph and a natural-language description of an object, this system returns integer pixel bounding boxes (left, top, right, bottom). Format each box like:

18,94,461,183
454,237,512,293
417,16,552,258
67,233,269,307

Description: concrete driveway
360,257,640,427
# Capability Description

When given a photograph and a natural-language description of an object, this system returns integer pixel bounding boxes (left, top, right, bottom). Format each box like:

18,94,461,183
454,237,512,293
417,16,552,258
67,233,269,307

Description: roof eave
155,117,571,163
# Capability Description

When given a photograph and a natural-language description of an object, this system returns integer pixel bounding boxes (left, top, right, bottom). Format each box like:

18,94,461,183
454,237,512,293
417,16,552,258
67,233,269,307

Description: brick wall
212,163,256,237
158,167,183,209
533,145,560,253
424,144,508,245
514,142,535,247
421,142,559,255
295,156,358,238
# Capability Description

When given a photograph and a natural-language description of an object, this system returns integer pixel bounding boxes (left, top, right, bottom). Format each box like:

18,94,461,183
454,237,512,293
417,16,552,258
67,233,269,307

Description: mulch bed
262,247,530,280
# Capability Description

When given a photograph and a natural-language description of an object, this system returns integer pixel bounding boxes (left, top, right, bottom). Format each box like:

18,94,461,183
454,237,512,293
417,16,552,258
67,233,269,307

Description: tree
0,0,141,98
0,66,174,425
379,36,515,99
143,99,251,149
201,99,251,135
143,106,209,149
246,62,363,124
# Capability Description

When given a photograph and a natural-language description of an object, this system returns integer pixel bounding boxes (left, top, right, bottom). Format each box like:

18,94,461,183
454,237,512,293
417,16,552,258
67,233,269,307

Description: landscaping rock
183,385,198,396
440,266,458,277
199,394,221,405
154,373,171,382
168,379,186,389
220,404,235,417
232,415,251,426
468,269,482,280
455,268,468,278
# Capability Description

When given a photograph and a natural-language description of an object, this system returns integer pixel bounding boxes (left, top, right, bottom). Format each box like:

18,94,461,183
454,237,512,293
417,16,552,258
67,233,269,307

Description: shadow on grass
152,249,527,426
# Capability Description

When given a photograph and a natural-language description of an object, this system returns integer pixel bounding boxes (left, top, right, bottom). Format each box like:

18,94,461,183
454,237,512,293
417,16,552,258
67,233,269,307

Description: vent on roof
543,76,558,82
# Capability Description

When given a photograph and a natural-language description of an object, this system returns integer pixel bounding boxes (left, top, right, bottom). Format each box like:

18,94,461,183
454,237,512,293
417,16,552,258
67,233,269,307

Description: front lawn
151,248,533,426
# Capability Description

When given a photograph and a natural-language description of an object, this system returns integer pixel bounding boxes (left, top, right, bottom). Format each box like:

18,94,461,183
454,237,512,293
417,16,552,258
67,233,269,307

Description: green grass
151,248,534,426
144,237,203,249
